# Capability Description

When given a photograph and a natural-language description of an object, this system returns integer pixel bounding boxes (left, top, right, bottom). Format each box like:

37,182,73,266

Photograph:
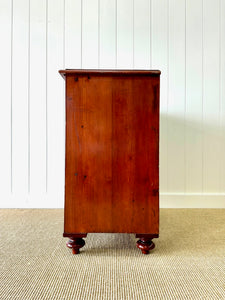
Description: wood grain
63,71,160,234
59,69,161,78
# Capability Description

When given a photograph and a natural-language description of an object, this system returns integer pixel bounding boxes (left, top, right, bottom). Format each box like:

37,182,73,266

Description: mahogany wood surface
59,69,161,79
60,70,160,251
66,236,86,254
135,234,157,254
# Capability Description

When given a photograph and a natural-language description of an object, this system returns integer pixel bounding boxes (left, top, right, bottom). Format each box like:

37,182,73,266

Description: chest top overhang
59,69,161,79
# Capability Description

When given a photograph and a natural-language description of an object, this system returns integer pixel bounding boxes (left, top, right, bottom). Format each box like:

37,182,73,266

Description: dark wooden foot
135,234,158,254
63,233,87,254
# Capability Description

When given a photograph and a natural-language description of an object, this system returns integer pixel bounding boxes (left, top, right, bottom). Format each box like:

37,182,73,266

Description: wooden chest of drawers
59,69,160,254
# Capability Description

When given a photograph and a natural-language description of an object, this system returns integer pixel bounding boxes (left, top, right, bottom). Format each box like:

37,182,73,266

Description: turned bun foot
64,233,87,254
136,239,155,254
135,234,157,254
66,238,85,254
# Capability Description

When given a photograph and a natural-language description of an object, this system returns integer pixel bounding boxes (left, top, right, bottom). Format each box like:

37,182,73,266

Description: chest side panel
64,74,159,234
111,76,159,233
64,75,113,233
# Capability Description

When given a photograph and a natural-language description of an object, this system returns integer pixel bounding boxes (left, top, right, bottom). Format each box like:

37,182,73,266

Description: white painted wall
0,0,225,208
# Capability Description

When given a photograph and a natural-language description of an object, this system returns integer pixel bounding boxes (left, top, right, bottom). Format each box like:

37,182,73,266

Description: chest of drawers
59,69,160,254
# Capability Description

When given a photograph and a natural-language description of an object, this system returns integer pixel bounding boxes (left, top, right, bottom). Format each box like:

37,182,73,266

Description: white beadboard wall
0,0,225,208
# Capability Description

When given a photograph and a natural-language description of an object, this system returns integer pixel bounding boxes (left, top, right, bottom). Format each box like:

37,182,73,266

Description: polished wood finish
136,234,157,254
59,69,161,79
60,69,160,254
65,234,87,254
63,233,87,255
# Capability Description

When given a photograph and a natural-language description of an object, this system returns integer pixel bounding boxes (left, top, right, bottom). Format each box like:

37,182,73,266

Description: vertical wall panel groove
219,0,221,192
45,0,48,193
98,0,100,68
186,0,203,193
99,0,116,68
166,0,169,193
132,0,134,68
221,0,225,193
11,0,13,193
167,0,186,193
63,0,65,68
117,0,133,68
0,0,12,196
82,0,99,68
12,0,29,198
133,0,150,69
184,0,187,193
201,0,204,194
65,0,81,68
47,0,64,207
29,0,47,197
149,0,152,68
115,0,117,68
219,0,223,193
152,0,169,193
81,0,83,68
28,0,30,194
202,0,220,192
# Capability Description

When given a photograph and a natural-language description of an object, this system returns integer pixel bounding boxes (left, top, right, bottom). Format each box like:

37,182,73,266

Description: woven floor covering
0,209,224,300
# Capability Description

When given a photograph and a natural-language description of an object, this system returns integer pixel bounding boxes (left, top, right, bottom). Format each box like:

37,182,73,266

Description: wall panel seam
166,0,169,193
81,0,83,68
10,0,14,193
63,0,65,68
184,0,187,194
98,0,100,68
115,0,117,68
28,0,30,194
132,0,134,68
219,0,222,192
46,0,48,193
201,0,204,194
150,0,152,68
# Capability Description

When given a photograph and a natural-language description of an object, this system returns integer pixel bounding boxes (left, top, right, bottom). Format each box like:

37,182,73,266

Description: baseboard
160,193,225,208
0,194,64,209
1,193,225,209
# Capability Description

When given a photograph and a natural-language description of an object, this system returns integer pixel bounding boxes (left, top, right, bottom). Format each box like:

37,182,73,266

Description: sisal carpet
0,209,224,300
